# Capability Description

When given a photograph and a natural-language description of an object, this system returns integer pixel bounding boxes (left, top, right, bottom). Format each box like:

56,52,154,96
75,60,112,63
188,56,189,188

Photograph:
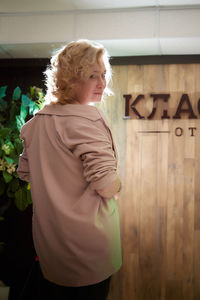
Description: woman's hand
114,193,119,201
96,176,121,199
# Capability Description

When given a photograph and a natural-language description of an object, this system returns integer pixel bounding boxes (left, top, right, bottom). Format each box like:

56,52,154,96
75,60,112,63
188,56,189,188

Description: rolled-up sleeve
17,139,30,182
67,117,118,191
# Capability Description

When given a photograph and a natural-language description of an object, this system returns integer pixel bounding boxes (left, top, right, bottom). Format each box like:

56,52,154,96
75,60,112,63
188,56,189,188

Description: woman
17,39,122,300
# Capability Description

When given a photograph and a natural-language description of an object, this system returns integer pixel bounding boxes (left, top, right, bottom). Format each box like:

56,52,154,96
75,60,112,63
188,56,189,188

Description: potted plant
0,85,44,213
0,86,44,296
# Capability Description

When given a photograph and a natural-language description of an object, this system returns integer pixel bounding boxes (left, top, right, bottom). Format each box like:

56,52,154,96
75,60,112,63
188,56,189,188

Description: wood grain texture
97,64,200,299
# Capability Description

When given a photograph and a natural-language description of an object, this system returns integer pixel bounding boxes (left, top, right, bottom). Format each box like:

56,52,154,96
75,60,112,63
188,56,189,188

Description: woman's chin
92,97,102,103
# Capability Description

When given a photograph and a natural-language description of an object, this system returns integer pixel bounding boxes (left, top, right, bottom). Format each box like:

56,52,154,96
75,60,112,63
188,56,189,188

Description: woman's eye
90,74,95,79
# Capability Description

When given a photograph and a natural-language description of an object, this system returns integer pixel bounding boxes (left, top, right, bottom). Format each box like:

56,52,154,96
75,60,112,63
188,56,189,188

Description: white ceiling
0,0,200,58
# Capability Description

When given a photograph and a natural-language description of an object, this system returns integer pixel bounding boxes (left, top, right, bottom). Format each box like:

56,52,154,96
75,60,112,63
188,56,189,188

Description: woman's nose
97,77,106,88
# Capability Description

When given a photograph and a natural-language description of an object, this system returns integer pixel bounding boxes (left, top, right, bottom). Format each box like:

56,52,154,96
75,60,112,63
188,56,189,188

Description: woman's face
75,58,107,105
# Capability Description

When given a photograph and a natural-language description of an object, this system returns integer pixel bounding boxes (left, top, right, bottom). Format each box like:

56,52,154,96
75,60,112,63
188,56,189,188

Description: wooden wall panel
97,64,200,300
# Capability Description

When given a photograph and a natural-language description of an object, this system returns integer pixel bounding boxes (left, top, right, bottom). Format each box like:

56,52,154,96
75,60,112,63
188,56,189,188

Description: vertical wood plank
121,119,142,300
139,127,160,299
194,230,200,299
166,280,183,300
194,63,200,231
167,121,184,281
182,159,195,300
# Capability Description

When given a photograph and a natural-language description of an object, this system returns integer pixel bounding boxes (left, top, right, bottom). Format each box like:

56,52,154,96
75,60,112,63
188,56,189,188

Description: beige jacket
17,103,122,287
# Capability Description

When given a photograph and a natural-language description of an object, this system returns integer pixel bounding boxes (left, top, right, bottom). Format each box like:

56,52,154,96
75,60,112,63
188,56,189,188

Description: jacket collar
36,103,117,160
36,103,101,121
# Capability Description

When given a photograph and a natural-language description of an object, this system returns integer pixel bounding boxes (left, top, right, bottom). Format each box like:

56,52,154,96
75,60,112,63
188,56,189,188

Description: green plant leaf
7,188,15,198
0,86,7,100
2,171,13,183
14,188,29,211
8,178,19,193
0,128,11,139
20,103,28,120
14,138,22,155
13,172,19,178
5,157,14,164
0,98,7,112
16,115,25,132
9,102,19,122
29,101,39,115
11,155,19,165
12,86,21,101
22,94,31,107
27,189,32,205
30,86,35,97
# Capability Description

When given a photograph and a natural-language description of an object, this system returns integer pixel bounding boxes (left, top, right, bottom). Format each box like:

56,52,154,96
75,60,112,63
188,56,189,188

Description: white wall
0,6,200,57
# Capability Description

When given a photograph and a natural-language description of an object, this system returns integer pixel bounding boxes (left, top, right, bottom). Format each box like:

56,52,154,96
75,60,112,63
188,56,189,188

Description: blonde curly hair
44,39,112,105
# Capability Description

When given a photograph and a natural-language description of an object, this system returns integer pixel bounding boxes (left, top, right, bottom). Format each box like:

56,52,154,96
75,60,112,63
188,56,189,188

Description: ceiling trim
111,55,200,65
1,55,200,68
1,4,200,16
